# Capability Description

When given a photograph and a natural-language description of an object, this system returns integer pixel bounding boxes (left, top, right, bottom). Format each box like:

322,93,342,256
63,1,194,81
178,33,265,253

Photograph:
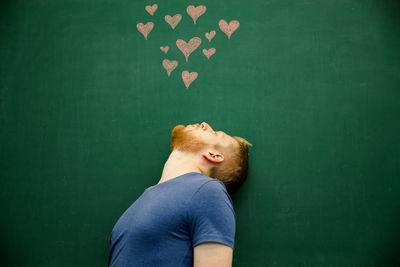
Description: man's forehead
228,135,239,149
221,131,237,144
220,133,239,150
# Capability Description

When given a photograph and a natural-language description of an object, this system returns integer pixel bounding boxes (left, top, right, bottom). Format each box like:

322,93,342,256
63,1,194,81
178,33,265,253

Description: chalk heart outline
219,19,240,39
165,14,182,29
187,5,206,24
137,22,154,40
205,30,216,42
176,37,202,62
162,59,178,77
145,4,158,16
160,46,169,54
202,48,216,59
182,71,198,88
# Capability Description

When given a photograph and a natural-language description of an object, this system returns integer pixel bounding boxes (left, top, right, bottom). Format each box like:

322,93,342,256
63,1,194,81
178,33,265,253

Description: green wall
1,0,399,266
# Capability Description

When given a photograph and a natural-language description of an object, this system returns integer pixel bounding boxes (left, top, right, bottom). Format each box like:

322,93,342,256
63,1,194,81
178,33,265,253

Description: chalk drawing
176,37,202,62
137,22,154,40
182,71,198,88
160,46,169,54
137,4,241,88
187,5,206,24
219,20,240,39
202,48,216,59
162,59,179,77
165,14,182,29
205,31,216,42
145,4,158,16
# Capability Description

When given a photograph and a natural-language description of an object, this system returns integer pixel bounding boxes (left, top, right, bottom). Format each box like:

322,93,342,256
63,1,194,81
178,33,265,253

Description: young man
108,122,252,267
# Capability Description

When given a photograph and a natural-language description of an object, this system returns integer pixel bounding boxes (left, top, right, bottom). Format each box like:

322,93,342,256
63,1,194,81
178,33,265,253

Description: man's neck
158,150,206,185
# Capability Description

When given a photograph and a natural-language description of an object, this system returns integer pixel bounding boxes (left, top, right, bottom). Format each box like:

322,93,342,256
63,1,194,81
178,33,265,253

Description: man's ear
202,151,224,163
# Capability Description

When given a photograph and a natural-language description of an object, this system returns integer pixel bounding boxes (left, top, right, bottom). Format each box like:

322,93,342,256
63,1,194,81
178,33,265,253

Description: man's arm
193,242,233,267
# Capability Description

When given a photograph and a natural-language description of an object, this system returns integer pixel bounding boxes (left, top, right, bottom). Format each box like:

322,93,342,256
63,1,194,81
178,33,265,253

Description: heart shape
162,59,178,77
182,71,198,88
137,22,154,40
186,5,206,24
176,37,202,62
205,30,216,42
202,48,216,59
160,46,169,54
165,14,182,29
218,19,240,39
145,4,158,16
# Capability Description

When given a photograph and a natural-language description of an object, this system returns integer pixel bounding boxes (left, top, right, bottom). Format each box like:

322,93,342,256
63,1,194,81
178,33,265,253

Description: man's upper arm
193,242,233,267
189,180,236,248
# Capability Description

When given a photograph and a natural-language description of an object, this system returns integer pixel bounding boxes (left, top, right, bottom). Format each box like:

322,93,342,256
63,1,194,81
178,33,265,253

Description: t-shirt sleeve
188,180,236,248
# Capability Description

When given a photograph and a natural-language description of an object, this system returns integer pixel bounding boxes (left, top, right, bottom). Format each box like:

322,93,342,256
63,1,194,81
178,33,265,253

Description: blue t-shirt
108,172,236,267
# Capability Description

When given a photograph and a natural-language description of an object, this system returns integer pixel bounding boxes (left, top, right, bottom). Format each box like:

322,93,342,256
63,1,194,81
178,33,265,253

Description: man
108,122,252,267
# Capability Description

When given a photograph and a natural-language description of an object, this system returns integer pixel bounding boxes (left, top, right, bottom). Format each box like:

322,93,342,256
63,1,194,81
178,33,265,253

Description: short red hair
209,136,253,194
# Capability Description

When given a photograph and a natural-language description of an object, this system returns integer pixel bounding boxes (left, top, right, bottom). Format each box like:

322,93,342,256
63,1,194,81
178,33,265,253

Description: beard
170,124,208,153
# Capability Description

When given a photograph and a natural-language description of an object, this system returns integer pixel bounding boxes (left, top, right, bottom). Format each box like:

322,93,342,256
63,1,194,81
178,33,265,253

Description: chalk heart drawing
160,46,169,54
145,4,158,16
165,14,182,29
182,71,198,88
137,22,154,40
176,37,202,62
205,31,216,42
187,5,206,24
162,59,178,77
202,48,216,59
219,19,240,39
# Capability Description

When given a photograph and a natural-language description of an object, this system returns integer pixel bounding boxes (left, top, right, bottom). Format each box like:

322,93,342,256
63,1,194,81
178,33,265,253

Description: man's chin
171,125,185,136
173,124,185,130
170,125,186,151
170,124,208,153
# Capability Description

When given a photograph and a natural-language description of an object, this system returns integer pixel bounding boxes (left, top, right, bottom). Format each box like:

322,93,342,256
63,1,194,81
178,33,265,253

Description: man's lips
186,123,216,135
187,123,199,128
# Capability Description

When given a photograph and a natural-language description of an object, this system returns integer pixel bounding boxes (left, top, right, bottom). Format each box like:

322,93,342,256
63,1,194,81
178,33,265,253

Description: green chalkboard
1,0,399,266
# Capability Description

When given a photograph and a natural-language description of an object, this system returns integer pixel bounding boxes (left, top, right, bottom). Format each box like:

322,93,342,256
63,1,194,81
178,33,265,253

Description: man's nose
201,122,215,133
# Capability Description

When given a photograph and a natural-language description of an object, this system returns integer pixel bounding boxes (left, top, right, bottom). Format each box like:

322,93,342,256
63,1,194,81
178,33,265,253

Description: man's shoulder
188,173,232,205
188,174,236,226
143,172,229,204
189,173,227,193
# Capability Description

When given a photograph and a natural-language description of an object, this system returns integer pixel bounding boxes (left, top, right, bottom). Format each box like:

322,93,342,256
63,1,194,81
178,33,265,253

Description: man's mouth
187,123,199,128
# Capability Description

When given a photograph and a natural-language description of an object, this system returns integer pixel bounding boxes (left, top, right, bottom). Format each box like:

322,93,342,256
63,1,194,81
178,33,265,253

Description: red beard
170,125,208,153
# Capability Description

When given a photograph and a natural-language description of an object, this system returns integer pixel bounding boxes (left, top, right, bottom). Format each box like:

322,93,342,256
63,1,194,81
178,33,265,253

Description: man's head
170,122,252,194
